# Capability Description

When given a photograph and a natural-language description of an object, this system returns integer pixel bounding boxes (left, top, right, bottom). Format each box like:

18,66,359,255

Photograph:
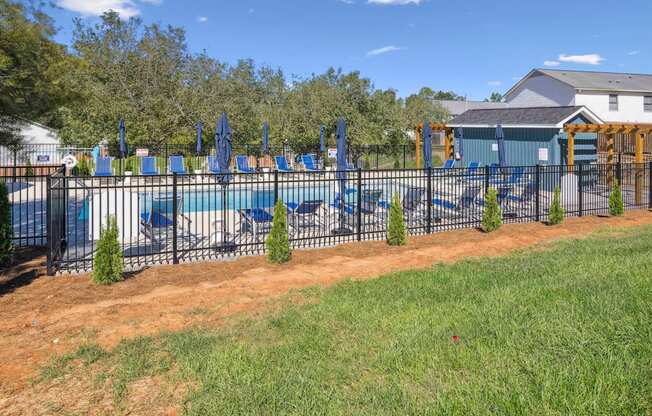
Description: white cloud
487,80,502,86
338,0,355,4
197,16,208,23
544,60,560,67
628,50,640,56
366,45,403,57
558,53,604,65
367,0,421,4
57,0,161,18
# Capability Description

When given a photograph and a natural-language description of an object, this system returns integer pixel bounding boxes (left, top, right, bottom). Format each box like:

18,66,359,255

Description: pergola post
444,129,454,161
635,131,644,205
567,131,575,167
415,124,422,169
607,132,615,186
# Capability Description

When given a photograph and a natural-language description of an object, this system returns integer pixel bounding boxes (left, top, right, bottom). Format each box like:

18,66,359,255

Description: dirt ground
1,211,652,410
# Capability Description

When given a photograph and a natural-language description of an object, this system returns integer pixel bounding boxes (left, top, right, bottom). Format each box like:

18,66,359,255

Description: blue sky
46,0,651,100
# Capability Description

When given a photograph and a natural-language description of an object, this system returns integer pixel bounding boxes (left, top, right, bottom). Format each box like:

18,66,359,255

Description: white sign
36,155,50,163
538,148,549,162
328,147,337,159
135,148,149,157
62,154,78,169
491,143,498,152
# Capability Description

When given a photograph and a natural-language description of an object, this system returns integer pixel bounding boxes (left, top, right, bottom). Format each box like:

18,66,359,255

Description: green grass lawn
43,226,652,415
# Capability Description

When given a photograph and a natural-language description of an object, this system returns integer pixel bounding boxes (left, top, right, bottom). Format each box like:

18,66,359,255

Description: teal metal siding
458,127,597,166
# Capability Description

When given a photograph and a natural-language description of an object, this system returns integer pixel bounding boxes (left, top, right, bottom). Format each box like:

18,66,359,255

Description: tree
548,186,564,225
93,216,124,285
404,87,450,126
0,181,13,266
481,188,502,232
485,92,503,103
266,199,291,264
387,193,406,246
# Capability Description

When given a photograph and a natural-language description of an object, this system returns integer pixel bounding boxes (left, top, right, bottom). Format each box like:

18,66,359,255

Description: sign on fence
135,148,149,157
328,148,337,159
36,154,51,163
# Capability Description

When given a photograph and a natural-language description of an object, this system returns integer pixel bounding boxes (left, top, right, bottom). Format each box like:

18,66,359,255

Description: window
645,96,652,112
609,94,619,111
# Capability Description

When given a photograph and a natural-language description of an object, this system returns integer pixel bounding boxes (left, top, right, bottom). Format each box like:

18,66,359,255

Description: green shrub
25,159,34,177
393,156,401,169
75,157,92,176
363,154,371,170
548,186,564,225
93,216,124,285
0,182,13,266
609,179,624,216
481,188,502,233
186,156,195,172
266,199,291,264
387,193,407,246
124,156,137,173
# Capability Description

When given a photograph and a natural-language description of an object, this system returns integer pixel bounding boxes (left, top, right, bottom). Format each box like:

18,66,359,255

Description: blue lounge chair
207,155,220,174
476,186,511,207
274,155,294,173
94,157,113,177
442,159,455,169
169,155,187,174
301,154,321,172
287,200,324,231
491,166,524,185
140,156,159,176
433,186,482,220
467,162,481,174
239,208,274,240
236,155,256,173
140,195,191,242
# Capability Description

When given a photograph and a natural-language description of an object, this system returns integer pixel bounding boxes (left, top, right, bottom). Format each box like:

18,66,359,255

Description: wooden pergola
415,122,454,169
564,123,652,204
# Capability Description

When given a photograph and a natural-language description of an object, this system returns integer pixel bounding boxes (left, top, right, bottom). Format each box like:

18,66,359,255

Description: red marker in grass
452,335,461,343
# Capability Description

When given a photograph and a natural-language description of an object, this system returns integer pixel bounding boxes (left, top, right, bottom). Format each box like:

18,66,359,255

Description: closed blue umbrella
334,117,351,234
196,121,203,155
422,121,432,169
118,118,126,158
496,124,507,167
215,112,232,183
319,125,325,153
262,122,269,154
455,127,464,163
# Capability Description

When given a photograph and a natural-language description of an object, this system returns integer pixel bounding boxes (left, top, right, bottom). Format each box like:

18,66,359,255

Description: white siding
505,73,575,107
575,92,652,123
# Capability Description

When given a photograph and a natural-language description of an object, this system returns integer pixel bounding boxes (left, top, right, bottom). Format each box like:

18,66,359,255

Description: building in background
504,69,652,124
0,118,60,165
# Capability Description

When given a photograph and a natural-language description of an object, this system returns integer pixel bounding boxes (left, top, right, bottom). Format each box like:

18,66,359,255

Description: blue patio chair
286,200,324,231
380,187,426,223
433,186,482,220
301,154,321,172
491,166,524,186
274,155,294,173
207,155,220,174
442,159,455,169
238,208,274,240
467,161,481,174
140,156,159,176
236,155,256,174
169,155,187,174
94,157,113,177
476,186,511,207
140,195,191,242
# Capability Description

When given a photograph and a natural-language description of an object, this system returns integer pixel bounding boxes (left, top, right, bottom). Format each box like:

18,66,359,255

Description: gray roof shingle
536,69,652,92
449,106,585,126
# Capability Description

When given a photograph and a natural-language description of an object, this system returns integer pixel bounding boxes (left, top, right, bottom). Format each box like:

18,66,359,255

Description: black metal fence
42,162,650,274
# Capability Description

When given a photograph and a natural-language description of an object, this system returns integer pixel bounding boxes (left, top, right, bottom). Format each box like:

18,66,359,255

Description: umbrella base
331,227,353,236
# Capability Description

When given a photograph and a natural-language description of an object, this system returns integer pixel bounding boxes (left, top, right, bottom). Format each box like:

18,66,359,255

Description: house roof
434,100,509,117
449,105,603,128
506,69,652,97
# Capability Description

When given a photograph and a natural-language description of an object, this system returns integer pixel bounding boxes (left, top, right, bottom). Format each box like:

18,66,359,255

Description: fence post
483,165,490,196
273,170,279,204
403,145,406,169
578,163,584,217
46,174,53,276
356,168,362,241
426,167,432,233
535,164,541,222
617,160,622,185
649,162,652,210
172,173,179,264
12,150,17,182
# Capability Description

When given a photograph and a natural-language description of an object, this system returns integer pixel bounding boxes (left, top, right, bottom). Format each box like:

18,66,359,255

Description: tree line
1,1,500,154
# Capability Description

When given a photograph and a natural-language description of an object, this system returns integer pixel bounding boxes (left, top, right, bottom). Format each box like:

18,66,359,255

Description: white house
504,69,652,124
0,118,61,165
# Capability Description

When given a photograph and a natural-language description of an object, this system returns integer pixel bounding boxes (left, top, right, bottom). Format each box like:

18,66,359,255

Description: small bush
266,199,291,264
0,182,13,266
393,156,401,169
186,156,195,172
363,155,371,170
548,186,564,225
75,157,92,176
93,216,124,285
481,188,502,233
124,156,137,173
609,179,624,216
25,159,34,177
387,193,407,246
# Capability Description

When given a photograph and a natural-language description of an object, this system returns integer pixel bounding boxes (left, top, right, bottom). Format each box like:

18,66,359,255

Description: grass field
41,226,652,415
